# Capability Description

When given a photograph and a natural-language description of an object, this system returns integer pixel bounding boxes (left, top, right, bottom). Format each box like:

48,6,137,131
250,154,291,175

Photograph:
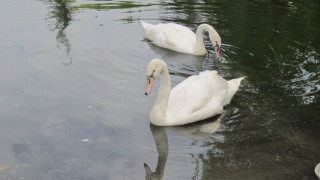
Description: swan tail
139,20,152,30
224,77,245,105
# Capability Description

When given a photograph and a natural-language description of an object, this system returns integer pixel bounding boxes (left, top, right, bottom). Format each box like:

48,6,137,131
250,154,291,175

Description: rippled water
0,0,319,179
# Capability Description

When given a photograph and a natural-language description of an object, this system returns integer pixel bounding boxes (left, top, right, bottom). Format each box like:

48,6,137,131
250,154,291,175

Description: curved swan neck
194,24,218,55
158,67,171,106
151,63,171,126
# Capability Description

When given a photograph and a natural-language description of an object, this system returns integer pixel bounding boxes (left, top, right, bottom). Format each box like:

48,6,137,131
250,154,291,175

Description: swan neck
151,64,171,125
194,24,209,55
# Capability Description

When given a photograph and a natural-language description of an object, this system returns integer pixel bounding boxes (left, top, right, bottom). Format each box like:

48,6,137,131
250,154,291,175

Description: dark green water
0,0,319,179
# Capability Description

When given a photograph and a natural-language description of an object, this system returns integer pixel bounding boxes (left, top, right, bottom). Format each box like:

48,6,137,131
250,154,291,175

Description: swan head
145,59,165,95
208,29,221,59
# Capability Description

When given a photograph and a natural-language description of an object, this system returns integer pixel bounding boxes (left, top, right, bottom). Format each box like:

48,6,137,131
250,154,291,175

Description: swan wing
223,77,245,106
144,23,196,54
166,71,229,125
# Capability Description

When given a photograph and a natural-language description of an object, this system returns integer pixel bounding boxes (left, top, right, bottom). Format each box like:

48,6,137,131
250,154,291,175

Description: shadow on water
144,112,224,180
144,125,168,180
145,41,206,74
44,0,73,66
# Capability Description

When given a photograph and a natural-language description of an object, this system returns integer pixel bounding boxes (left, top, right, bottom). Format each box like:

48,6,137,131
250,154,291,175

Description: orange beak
214,46,220,59
145,77,154,95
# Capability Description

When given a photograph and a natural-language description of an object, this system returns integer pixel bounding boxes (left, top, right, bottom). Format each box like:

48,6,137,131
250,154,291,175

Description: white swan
145,59,244,126
140,20,221,58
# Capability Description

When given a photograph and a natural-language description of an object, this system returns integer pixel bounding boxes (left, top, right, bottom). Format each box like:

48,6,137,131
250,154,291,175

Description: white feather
145,59,244,126
140,20,221,56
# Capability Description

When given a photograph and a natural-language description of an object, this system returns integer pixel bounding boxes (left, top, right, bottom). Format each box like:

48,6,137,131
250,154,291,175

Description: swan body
145,59,244,126
140,20,221,58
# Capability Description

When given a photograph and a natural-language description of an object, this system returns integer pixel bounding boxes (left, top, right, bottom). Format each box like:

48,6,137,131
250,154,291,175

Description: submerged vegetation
72,1,155,10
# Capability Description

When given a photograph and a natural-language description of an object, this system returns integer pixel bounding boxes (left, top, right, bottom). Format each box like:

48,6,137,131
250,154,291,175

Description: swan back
140,20,197,54
166,71,229,125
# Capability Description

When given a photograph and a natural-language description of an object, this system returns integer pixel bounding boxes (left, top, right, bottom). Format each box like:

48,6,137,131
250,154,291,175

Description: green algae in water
72,1,154,10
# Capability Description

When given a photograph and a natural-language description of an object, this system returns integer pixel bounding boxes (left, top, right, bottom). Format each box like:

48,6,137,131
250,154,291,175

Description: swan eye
147,69,156,80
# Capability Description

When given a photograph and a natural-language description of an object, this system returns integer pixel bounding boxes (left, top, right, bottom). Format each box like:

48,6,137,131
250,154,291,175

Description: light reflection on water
0,0,319,179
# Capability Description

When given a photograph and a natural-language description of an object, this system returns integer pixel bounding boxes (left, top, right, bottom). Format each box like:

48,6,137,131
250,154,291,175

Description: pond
0,0,319,179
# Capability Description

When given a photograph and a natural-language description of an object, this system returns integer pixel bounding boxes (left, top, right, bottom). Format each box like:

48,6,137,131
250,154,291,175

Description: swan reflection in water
144,110,227,180
145,41,206,72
